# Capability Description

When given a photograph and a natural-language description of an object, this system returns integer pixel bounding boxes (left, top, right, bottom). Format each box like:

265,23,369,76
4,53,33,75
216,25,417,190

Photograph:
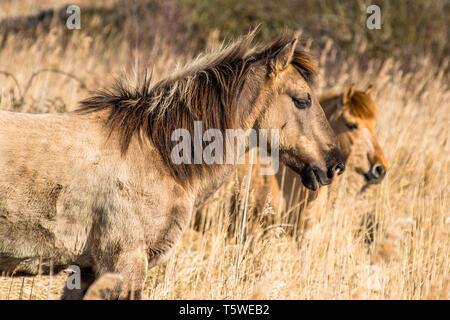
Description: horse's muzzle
300,149,346,191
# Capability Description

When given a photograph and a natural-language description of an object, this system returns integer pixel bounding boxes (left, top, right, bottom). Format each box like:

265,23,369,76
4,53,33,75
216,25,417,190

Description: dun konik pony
216,83,387,237
0,31,344,299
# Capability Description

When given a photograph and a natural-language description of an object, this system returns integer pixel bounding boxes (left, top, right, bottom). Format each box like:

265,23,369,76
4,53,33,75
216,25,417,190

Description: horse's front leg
146,201,193,268
83,199,193,300
84,245,148,300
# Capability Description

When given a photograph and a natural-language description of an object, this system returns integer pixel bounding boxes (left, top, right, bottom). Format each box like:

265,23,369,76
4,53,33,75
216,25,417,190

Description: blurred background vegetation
0,0,448,68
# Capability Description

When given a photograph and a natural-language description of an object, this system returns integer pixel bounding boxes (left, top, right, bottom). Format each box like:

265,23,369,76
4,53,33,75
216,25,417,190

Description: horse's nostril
327,161,345,179
372,164,384,178
336,161,345,175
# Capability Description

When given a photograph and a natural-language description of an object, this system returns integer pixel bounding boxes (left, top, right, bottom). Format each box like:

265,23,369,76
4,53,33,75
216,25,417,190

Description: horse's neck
193,164,236,209
320,95,342,119
193,136,255,209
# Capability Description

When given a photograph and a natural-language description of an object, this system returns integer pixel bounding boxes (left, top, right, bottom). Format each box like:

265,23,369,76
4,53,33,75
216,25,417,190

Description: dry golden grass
0,9,448,300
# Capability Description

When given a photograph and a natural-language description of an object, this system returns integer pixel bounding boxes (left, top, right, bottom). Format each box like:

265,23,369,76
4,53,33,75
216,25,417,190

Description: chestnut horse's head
321,83,388,185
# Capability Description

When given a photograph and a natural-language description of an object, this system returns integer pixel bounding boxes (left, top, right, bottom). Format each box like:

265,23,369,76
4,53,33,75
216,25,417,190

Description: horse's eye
346,122,358,130
292,94,311,109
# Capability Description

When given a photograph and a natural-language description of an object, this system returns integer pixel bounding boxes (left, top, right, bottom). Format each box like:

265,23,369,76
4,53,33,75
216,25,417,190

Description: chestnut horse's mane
77,31,317,183
321,89,378,119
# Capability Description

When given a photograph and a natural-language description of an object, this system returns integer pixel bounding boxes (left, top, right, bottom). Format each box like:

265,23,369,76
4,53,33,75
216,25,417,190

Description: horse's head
322,83,388,185
247,33,345,191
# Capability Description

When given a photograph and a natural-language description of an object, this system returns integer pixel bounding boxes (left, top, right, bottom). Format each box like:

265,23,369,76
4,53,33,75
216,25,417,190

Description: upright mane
77,31,317,183
348,91,378,119
321,89,378,120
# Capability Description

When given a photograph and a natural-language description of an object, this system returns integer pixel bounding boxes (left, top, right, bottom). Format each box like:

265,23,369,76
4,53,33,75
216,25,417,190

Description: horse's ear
268,37,298,75
365,84,373,96
343,83,355,104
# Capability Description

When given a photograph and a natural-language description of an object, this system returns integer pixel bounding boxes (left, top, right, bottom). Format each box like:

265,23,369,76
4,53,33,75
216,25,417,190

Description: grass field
0,0,448,299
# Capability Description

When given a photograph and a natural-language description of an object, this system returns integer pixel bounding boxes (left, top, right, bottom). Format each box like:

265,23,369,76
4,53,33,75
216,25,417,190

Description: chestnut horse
0,31,344,299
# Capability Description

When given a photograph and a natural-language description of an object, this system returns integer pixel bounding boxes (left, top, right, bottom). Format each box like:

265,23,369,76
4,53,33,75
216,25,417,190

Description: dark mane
77,32,317,183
